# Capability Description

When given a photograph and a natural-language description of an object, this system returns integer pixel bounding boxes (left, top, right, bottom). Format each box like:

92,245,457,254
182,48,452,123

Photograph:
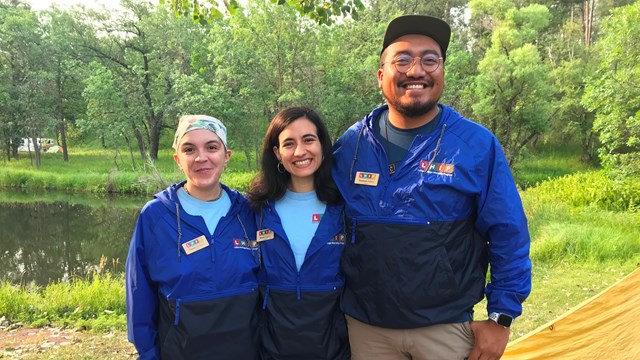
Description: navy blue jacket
126,182,260,359
332,104,532,329
257,201,349,360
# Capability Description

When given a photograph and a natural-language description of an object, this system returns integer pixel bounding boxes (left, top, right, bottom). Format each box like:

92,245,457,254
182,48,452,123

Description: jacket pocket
158,290,260,360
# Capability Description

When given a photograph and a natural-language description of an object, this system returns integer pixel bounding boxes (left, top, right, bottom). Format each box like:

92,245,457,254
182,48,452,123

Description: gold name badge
182,235,210,255
256,229,275,242
354,171,380,186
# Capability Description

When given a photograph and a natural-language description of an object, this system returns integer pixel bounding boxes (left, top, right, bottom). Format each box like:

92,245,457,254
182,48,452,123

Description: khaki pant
346,315,474,360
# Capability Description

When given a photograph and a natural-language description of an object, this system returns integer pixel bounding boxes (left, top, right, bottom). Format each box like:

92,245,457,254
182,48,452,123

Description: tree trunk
56,65,69,162
148,116,160,160
124,133,136,170
113,144,120,171
30,133,41,169
131,122,147,159
584,0,595,47
59,120,69,162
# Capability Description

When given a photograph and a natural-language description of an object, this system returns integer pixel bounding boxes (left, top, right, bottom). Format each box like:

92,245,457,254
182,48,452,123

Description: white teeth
406,84,424,89
294,159,311,166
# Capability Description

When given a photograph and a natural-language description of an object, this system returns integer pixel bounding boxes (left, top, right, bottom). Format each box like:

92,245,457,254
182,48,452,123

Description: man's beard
383,91,439,118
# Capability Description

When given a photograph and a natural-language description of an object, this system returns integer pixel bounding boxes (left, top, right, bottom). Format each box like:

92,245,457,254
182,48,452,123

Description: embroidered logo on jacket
327,233,346,245
419,160,455,176
312,213,322,223
233,238,258,250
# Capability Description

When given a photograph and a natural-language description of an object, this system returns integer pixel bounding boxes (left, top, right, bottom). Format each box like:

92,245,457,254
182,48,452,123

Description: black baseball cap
381,15,451,62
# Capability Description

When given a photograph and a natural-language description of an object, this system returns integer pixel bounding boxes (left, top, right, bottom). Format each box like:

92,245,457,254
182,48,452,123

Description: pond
0,189,149,285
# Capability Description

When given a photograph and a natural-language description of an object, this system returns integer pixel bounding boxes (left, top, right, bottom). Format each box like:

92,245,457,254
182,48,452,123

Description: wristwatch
488,312,513,328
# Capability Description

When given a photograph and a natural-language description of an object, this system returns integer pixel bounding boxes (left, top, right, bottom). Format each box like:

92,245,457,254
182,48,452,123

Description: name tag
182,235,210,255
354,171,380,186
256,229,275,242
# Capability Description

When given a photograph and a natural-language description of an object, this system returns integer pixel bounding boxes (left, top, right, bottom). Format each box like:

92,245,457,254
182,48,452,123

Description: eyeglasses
382,54,443,74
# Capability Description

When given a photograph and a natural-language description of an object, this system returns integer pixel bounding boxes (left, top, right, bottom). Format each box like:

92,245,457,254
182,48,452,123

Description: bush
0,273,126,330
525,171,640,212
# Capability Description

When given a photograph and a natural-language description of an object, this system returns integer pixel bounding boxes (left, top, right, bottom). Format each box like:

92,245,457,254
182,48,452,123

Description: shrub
525,171,640,212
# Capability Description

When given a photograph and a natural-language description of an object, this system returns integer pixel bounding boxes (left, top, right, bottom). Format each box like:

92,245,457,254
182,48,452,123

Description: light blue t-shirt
177,187,231,235
274,190,326,271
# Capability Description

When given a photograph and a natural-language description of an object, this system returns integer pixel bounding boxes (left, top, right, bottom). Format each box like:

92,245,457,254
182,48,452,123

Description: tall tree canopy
163,0,364,25
582,1,640,175
470,2,554,166
1,0,639,179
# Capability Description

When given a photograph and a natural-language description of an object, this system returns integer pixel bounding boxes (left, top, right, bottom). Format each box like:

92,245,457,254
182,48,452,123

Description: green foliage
164,0,364,25
582,2,640,176
3,0,640,179
513,144,596,188
521,170,640,267
0,273,126,330
525,171,640,212
221,170,257,194
548,57,597,161
0,282,37,322
471,4,554,165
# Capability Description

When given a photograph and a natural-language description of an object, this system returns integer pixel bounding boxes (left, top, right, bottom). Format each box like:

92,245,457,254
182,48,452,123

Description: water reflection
0,189,148,285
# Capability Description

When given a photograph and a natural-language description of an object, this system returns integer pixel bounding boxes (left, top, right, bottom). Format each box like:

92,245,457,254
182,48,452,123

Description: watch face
497,314,513,327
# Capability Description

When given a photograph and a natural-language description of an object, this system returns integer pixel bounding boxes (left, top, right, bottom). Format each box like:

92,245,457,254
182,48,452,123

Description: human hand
466,320,510,360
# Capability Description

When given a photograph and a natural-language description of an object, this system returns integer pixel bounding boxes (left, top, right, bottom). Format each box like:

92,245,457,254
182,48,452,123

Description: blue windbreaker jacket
126,182,260,360
332,104,532,329
257,201,350,360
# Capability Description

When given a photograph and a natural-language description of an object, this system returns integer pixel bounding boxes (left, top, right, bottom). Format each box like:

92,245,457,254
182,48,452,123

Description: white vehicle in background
17,138,57,152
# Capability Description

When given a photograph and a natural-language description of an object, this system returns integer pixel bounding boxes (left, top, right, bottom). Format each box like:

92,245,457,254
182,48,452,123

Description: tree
70,0,203,160
0,1,56,168
80,64,139,170
582,1,640,175
163,0,364,25
42,7,89,162
202,2,323,169
470,3,555,166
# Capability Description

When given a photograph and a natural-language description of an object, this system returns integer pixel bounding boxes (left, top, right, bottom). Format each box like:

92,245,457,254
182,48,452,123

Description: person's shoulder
339,105,386,140
139,186,176,216
442,105,497,143
223,186,248,204
224,186,256,213
339,119,365,141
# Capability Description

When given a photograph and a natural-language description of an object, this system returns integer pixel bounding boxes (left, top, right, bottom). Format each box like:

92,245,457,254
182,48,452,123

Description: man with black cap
332,15,532,360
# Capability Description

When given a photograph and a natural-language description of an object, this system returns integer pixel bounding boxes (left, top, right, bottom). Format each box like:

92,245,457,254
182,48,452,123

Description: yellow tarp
503,267,640,360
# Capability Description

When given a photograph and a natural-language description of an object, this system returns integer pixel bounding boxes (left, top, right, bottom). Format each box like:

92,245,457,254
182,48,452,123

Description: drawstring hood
176,203,182,262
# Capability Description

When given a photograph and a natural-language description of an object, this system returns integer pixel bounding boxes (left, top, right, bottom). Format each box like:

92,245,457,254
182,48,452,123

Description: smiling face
378,34,444,127
273,117,322,193
173,129,231,200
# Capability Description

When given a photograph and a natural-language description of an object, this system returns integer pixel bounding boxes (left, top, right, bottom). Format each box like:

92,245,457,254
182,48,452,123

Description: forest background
1,0,640,358
1,0,639,177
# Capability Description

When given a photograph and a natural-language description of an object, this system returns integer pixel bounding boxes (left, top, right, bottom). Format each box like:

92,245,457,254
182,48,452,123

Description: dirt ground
0,326,136,359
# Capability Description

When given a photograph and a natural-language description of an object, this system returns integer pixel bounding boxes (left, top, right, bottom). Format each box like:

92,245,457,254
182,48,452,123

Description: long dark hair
247,106,341,210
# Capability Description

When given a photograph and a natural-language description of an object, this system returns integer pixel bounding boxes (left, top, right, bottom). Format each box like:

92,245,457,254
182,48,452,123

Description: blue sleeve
126,210,160,360
476,137,532,318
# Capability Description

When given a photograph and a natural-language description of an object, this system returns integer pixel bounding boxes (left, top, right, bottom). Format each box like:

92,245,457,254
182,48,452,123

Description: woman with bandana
126,115,260,360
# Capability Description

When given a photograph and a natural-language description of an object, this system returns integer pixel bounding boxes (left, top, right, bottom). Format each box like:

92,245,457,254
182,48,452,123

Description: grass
0,149,257,195
0,258,125,332
512,144,596,189
473,261,639,341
